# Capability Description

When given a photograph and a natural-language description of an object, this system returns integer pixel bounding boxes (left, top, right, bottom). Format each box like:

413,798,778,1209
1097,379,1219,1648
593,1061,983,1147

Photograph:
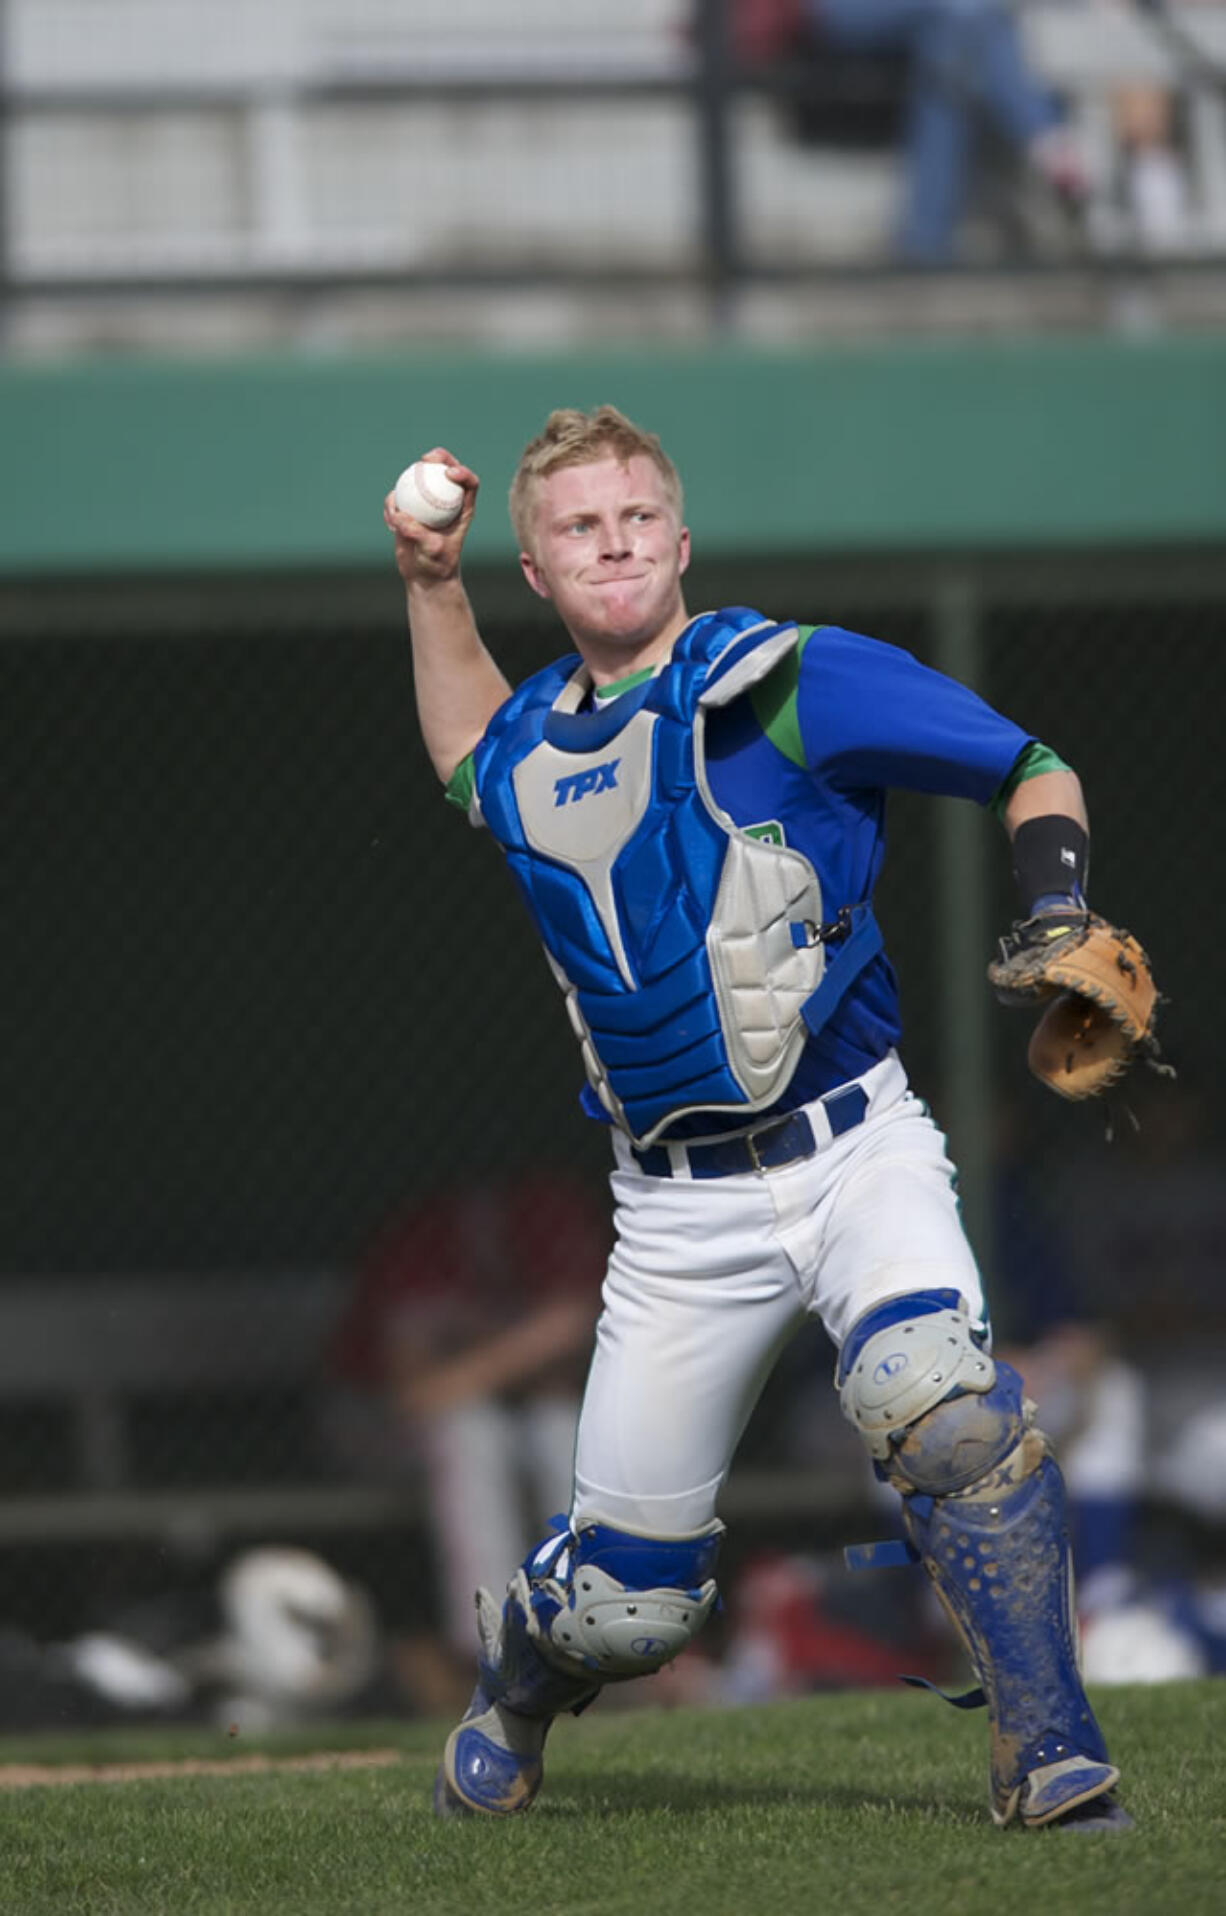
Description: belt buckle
743,1114,797,1174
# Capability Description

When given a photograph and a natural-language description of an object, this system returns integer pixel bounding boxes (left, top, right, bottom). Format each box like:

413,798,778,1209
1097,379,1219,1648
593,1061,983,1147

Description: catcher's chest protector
474,608,881,1147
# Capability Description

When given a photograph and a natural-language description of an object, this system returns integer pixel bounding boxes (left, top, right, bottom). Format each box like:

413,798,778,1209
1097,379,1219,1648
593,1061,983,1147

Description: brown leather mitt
987,911,1162,1100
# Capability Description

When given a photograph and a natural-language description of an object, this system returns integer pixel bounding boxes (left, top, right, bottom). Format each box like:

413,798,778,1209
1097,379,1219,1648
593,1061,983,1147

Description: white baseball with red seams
394,461,464,528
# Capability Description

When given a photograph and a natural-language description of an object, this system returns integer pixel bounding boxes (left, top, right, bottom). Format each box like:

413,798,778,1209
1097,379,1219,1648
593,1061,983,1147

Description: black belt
633,1084,870,1180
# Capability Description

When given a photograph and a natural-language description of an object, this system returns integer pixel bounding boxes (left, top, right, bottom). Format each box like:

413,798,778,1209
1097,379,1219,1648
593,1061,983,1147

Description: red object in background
729,0,807,67
330,1173,610,1391
732,1551,949,1691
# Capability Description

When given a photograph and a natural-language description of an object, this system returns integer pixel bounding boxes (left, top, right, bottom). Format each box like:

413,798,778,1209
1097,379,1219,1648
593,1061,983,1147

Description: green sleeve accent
988,740,1073,820
749,625,819,769
445,752,477,813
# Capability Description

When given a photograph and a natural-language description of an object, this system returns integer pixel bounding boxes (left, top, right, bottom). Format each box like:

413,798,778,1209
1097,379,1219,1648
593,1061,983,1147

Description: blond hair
508,404,684,555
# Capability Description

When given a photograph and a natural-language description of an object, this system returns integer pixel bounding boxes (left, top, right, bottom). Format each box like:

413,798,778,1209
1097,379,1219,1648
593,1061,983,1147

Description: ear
677,525,692,577
520,550,553,601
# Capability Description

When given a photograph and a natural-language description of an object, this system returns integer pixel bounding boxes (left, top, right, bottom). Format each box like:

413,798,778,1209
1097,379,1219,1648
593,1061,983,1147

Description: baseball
394,461,464,529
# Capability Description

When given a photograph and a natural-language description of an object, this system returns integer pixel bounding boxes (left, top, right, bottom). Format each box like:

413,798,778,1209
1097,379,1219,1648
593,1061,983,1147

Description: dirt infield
0,1747,404,1790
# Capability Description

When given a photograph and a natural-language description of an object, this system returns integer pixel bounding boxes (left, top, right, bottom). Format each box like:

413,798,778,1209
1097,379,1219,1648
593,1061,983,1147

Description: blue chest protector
474,608,882,1147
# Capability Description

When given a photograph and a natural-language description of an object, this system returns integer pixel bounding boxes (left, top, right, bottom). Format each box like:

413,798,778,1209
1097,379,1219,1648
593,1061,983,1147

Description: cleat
1050,1793,1135,1834
432,1765,474,1818
434,1684,548,1818
1016,1754,1121,1828
431,1527,719,1819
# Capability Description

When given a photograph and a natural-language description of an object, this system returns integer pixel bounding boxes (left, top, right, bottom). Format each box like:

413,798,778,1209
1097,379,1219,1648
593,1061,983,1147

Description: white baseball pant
572,1051,986,1537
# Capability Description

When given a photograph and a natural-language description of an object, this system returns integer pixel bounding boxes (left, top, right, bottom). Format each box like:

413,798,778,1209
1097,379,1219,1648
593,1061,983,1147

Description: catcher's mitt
987,911,1163,1101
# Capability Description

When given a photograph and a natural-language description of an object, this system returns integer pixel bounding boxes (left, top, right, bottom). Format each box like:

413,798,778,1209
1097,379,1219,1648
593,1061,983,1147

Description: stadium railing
3,1,1226,322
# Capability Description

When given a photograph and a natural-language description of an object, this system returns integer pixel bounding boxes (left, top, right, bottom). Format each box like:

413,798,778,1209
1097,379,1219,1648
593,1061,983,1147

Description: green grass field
1,1681,1221,1916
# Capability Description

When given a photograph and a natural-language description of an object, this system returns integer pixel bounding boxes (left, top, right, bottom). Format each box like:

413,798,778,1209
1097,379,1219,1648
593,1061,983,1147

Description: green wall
3,335,1225,577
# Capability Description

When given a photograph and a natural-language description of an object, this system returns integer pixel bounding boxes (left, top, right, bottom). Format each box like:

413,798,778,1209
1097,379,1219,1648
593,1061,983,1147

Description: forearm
406,574,512,784
1002,768,1087,837
1002,769,1090,915
383,449,512,785
395,1299,594,1420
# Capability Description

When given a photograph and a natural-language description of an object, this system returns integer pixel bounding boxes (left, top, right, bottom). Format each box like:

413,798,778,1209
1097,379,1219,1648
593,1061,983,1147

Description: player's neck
594,665,657,703
578,607,691,690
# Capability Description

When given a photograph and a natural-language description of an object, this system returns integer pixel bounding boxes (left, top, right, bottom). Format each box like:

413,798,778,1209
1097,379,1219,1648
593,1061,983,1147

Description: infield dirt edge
0,1747,404,1789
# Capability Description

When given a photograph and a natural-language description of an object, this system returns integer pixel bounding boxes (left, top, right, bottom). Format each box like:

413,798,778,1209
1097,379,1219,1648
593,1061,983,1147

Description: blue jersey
467,614,1032,1138
695,621,1032,1115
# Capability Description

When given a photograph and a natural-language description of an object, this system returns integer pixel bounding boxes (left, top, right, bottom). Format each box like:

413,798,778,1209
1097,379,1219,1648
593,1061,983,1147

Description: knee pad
512,1519,722,1686
838,1288,1024,1494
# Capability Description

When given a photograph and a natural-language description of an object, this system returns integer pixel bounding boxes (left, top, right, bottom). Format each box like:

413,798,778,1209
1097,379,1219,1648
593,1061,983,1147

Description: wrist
406,567,465,601
1029,892,1085,919
1010,815,1089,918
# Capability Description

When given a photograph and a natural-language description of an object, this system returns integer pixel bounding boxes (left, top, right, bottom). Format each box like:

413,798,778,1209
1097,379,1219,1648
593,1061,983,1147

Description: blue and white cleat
433,1683,548,1817
1009,1748,1122,1829
430,1516,716,1819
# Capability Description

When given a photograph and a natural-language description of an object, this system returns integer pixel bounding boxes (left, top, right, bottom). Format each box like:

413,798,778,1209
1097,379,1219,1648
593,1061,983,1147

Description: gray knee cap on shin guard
479,1522,721,1720
838,1290,1015,1494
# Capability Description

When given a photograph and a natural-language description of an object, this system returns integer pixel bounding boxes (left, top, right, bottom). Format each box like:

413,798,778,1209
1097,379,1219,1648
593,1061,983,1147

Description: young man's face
520,454,691,674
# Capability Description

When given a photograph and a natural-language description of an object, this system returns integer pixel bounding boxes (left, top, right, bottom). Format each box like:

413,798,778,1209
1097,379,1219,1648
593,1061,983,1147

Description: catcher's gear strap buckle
791,904,857,948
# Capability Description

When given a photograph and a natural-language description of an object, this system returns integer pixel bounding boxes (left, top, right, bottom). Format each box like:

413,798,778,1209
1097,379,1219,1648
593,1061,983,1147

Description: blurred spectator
990,1100,1146,1604
325,1171,607,1711
998,1321,1147,1606
733,0,1087,261
1097,1,1225,254
1050,1083,1226,1343
1112,74,1192,251
1079,1580,1226,1684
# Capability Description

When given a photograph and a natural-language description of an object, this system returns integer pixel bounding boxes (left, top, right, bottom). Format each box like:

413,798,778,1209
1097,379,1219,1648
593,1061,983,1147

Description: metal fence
2,549,1223,1717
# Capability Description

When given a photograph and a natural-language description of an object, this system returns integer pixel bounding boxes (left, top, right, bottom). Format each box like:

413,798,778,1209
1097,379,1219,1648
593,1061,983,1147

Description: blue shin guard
435,1580,599,1818
902,1456,1119,1827
435,1522,720,1817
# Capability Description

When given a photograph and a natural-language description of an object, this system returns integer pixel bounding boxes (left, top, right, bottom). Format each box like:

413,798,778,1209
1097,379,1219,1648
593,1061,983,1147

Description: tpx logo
554,759,620,806
873,1352,910,1385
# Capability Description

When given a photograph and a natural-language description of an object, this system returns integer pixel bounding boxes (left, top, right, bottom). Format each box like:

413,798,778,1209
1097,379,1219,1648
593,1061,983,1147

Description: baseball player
384,404,1152,1832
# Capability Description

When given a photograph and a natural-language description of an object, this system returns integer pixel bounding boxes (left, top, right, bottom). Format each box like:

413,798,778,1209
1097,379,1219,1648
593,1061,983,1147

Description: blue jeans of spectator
814,0,1060,260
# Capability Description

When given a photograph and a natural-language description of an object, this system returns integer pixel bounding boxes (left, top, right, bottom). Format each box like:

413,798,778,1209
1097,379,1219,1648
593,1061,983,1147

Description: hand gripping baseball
384,449,478,586
987,910,1170,1099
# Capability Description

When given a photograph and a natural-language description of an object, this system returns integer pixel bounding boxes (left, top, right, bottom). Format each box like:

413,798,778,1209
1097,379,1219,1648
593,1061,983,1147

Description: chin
595,596,660,638
593,625,656,657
